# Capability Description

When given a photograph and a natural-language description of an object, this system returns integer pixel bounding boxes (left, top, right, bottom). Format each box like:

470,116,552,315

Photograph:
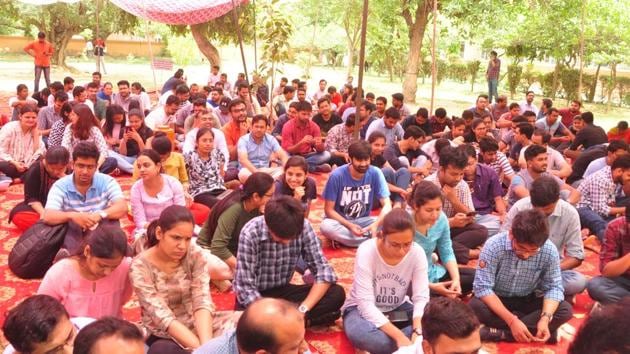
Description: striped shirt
483,151,515,179
45,172,124,212
474,232,564,302
577,166,616,217
0,121,45,167
425,173,474,217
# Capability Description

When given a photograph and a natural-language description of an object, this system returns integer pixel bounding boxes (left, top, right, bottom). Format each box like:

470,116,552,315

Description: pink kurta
37,257,133,319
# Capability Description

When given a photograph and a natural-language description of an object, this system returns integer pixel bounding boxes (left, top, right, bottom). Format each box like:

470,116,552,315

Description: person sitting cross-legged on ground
2,295,90,354
237,114,288,183
234,196,345,327
576,153,630,242
103,107,153,174
0,104,46,180
184,127,227,209
408,181,476,297
370,131,413,208
273,156,317,217
72,317,145,354
503,176,587,297
9,146,69,232
425,146,488,264
197,172,275,276
586,203,630,305
383,125,432,179
281,100,331,173
131,205,240,354
420,297,482,354
43,141,127,255
365,107,405,145
320,140,392,247
37,224,132,319
342,209,430,354
193,298,307,354
325,113,365,167
470,209,573,344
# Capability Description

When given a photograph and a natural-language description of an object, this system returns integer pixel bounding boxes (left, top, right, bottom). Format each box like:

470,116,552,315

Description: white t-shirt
342,238,429,328
145,108,174,130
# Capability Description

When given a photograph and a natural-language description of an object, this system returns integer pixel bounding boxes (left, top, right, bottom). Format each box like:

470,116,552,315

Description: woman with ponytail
130,205,239,354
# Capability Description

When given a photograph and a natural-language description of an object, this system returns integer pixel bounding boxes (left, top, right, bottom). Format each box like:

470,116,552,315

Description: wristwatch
298,304,309,314
413,328,422,336
98,211,108,220
541,312,553,321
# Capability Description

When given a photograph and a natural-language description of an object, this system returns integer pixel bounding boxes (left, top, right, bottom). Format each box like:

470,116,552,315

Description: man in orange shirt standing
24,32,54,93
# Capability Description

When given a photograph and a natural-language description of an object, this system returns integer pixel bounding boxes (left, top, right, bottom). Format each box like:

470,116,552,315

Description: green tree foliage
256,0,293,91
0,0,137,67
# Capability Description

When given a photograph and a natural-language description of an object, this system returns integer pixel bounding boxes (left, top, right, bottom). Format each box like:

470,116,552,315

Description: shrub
507,64,523,98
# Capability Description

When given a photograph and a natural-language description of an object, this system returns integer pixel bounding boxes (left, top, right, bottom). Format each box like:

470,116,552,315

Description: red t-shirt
558,108,580,128
608,127,630,144
24,40,54,67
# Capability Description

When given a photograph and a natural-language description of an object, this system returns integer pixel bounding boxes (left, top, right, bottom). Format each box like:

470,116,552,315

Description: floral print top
184,149,225,197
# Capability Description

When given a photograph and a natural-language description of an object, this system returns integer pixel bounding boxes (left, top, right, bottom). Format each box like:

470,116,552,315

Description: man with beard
508,144,580,208
365,107,404,145
559,100,582,128
312,97,342,135
237,115,288,183
86,82,108,120
320,140,391,247
42,142,126,255
281,101,331,173
519,91,539,116
577,154,630,242
471,209,573,344
145,95,180,130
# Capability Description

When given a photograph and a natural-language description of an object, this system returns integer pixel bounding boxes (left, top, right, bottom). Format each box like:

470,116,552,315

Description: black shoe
480,326,513,342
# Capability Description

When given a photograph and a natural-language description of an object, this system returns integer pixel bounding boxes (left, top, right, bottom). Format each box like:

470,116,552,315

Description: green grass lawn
1,51,627,131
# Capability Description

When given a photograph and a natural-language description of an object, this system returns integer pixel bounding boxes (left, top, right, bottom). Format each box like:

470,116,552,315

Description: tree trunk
346,39,355,78
388,56,394,82
190,24,221,67
551,62,561,99
607,62,617,112
50,31,72,69
401,1,431,104
588,64,600,102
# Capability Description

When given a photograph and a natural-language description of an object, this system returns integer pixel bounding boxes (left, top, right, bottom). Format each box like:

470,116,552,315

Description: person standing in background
486,51,501,104
23,31,54,93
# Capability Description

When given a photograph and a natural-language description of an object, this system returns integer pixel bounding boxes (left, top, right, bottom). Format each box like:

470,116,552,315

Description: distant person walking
23,31,54,93
486,50,501,103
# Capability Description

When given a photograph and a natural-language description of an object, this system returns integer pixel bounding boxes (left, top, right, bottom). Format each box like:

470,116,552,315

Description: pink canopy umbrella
110,0,248,25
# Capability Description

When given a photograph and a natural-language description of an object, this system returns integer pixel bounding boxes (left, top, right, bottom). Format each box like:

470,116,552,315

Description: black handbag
8,221,68,279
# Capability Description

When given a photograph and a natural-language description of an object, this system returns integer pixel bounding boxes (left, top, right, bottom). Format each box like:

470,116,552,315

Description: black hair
617,121,628,130
146,205,194,247
548,107,559,115
476,94,489,101
452,117,466,128
73,317,144,354
283,86,295,95
19,103,39,116
317,97,331,107
581,111,594,124
131,82,144,91
16,83,27,93
175,84,190,95
416,107,429,119
295,100,312,112
138,149,161,166
461,110,474,120
533,129,551,145
516,122,534,139
2,295,69,353
54,91,69,102
361,101,376,112
165,95,180,106
117,80,130,88
508,102,520,110
392,93,404,101
63,76,75,85
103,104,126,137
422,297,480,344
568,298,630,354
174,69,184,78
368,131,386,144
460,143,477,160
524,144,547,162
511,209,549,247
127,108,144,121
74,223,129,259
512,115,527,124
438,145,468,169
366,92,375,99
86,82,99,90
542,98,553,109
376,96,388,105
611,153,630,170
404,125,425,140
45,146,70,165
479,136,499,153
471,118,485,130
348,140,372,160
151,133,172,155
251,114,269,127
72,141,100,162
242,172,274,201
530,176,560,207
384,107,401,120
381,208,415,236
37,31,46,38
195,127,215,143
435,138,452,156
345,114,357,127
264,196,305,239
408,180,443,208
434,107,447,118
608,139,629,153
60,102,73,123
50,81,64,92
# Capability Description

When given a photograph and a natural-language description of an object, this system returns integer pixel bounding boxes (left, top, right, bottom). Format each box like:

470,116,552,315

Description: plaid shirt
474,232,564,302
425,172,474,217
577,166,616,217
600,216,630,278
486,58,501,80
234,216,338,307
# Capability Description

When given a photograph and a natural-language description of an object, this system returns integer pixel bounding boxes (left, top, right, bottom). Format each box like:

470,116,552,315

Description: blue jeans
587,276,630,304
577,207,612,241
562,270,587,296
108,151,136,174
343,302,414,354
34,65,51,92
381,167,411,203
488,79,498,103
304,151,331,172
475,213,501,237
320,216,375,247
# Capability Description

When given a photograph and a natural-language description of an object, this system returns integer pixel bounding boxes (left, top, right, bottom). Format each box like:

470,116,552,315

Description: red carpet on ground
0,174,599,353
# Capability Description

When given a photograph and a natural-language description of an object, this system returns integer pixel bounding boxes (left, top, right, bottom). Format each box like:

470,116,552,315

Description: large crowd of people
2,61,630,354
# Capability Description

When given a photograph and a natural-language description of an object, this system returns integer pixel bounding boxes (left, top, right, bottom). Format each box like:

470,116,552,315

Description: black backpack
8,221,68,279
